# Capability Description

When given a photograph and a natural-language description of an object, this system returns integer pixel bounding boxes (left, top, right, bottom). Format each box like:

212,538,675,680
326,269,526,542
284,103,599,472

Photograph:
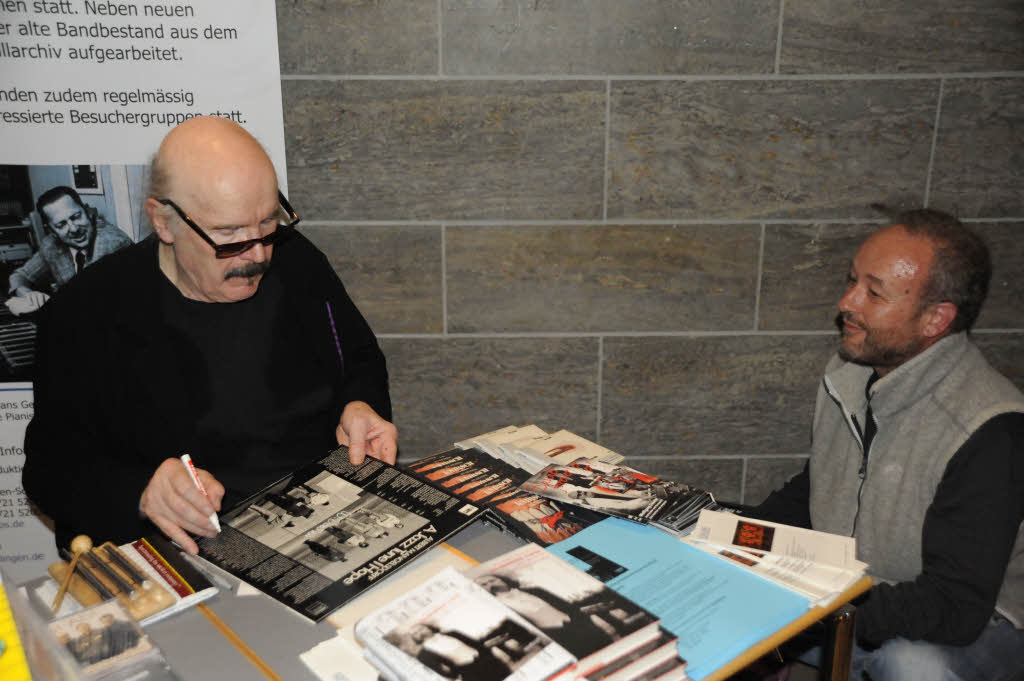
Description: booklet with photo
196,446,483,622
497,430,626,475
464,542,668,680
455,424,550,470
355,566,576,681
519,458,717,534
683,510,868,606
455,425,626,475
686,509,863,570
404,447,602,546
303,543,479,681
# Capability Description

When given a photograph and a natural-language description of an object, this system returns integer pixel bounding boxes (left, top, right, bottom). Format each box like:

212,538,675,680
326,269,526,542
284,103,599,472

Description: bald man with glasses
23,117,396,554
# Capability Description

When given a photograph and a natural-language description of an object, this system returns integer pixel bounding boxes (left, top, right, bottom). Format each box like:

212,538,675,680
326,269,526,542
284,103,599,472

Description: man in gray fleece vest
754,209,1024,681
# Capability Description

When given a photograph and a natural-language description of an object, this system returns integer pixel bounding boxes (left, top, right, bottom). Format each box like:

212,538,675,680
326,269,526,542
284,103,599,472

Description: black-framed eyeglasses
157,191,301,259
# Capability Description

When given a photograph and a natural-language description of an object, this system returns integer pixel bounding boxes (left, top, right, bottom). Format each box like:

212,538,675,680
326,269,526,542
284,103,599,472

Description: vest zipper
850,414,871,536
850,414,867,478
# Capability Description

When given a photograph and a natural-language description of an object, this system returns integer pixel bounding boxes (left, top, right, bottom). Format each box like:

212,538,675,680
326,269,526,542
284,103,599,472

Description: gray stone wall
276,1,1024,504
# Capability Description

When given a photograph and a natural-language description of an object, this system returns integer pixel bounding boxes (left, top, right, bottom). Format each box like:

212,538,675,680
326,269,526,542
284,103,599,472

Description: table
20,524,871,681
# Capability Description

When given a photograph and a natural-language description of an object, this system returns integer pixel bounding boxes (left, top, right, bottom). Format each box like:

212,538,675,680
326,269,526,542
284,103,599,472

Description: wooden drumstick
51,534,92,613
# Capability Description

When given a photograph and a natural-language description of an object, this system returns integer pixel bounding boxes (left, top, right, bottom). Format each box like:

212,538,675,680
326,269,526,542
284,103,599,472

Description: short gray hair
874,205,991,333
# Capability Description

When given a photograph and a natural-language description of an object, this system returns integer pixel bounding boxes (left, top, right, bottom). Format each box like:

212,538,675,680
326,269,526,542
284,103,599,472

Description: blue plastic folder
548,518,810,680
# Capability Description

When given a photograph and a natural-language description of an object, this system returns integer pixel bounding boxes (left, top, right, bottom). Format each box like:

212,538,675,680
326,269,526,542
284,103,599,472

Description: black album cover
197,446,482,622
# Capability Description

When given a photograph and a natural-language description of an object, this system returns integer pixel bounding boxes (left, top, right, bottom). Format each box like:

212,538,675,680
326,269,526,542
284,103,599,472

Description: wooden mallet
51,534,92,613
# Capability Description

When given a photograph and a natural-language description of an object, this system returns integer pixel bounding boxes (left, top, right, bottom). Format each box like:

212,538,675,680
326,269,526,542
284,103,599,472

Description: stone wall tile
975,223,1024,330
608,80,935,219
381,337,599,458
447,224,759,332
602,335,836,457
930,79,1024,218
781,0,1024,74
441,0,777,75
303,225,443,334
973,334,1024,393
284,80,605,221
277,0,437,75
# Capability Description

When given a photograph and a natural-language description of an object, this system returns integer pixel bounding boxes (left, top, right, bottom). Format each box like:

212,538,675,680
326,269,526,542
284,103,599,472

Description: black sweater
23,234,390,548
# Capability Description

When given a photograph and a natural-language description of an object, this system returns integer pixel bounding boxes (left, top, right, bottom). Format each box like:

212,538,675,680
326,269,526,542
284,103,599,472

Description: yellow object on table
0,578,33,681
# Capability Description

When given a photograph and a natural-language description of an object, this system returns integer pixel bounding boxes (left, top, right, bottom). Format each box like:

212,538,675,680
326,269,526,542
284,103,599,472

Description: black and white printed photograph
384,591,554,681
47,599,155,677
227,469,428,581
0,164,146,381
469,544,658,661
198,453,482,623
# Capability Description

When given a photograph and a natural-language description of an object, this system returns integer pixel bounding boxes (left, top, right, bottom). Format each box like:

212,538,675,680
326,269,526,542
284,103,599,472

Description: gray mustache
224,261,270,280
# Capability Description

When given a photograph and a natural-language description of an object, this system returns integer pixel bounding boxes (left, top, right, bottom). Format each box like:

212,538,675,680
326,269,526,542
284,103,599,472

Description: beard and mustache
834,311,930,370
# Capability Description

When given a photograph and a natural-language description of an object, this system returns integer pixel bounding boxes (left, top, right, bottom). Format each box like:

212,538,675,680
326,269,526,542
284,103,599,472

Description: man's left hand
5,292,49,315
336,401,398,465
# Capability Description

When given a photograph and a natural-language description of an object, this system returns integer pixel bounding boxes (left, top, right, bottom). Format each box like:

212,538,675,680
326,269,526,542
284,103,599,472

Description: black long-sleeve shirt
752,412,1024,646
